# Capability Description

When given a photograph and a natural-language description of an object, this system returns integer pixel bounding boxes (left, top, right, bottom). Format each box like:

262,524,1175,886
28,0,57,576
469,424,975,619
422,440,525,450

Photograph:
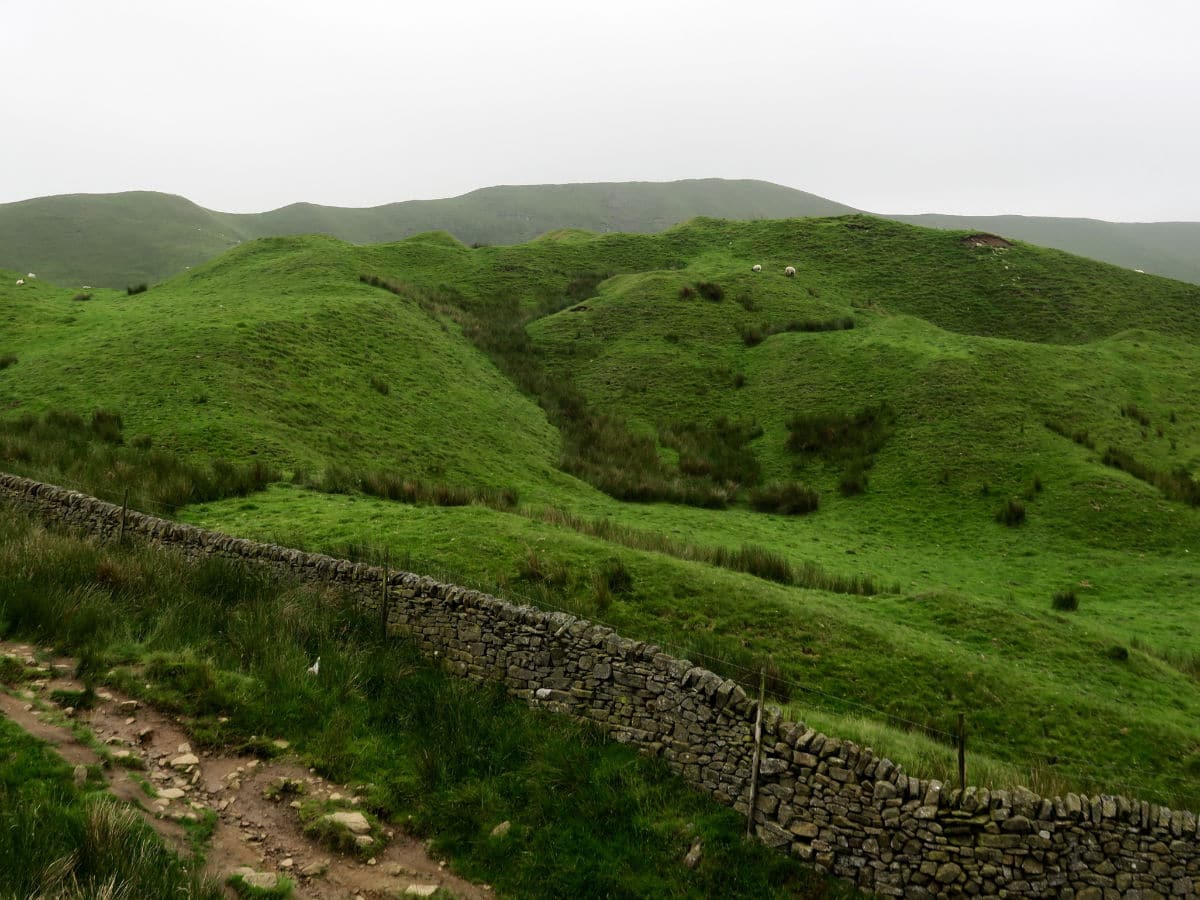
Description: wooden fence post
747,669,767,837
957,712,967,789
118,488,129,544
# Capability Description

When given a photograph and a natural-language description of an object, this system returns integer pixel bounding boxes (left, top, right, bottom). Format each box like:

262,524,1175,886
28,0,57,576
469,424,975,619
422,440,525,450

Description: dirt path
0,641,492,900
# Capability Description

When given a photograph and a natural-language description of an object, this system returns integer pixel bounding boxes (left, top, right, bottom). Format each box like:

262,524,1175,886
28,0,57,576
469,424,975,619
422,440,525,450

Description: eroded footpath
0,640,491,900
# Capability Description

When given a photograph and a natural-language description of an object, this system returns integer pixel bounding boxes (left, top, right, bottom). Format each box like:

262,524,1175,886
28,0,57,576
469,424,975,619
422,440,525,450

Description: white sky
3,0,1198,221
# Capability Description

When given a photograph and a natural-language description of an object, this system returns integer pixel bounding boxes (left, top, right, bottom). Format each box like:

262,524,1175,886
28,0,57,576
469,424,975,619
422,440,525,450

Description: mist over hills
3,179,1199,288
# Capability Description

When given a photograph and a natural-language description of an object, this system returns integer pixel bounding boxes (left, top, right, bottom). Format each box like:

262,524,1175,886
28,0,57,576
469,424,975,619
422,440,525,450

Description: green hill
4,179,1200,292
893,212,1200,286
0,180,856,288
2,216,1199,813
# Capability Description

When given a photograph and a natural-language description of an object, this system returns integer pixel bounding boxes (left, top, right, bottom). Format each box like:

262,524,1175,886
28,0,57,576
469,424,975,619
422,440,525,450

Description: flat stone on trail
230,867,278,890
324,810,371,835
158,788,186,800
171,753,200,768
176,742,192,754
404,886,440,898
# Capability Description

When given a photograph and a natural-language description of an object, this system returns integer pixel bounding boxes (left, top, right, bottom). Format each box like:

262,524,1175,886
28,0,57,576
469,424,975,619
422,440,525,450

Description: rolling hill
2,215,1199,813
4,179,1199,289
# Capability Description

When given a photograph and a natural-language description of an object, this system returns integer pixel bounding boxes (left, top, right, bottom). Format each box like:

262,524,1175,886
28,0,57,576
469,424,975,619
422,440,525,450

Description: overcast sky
4,1,1198,221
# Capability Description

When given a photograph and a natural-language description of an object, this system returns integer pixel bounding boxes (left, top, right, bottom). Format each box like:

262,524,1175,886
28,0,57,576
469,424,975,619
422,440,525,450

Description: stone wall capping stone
2,470,1197,899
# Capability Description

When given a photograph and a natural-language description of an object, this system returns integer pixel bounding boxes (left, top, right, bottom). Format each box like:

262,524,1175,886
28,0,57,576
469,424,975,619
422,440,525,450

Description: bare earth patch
961,233,1014,249
0,641,489,900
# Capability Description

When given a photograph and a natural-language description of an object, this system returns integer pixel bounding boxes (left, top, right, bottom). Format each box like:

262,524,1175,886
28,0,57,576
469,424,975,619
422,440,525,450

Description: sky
3,0,1199,221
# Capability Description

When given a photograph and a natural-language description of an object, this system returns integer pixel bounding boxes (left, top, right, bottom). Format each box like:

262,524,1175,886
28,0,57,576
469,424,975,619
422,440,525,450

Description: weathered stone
935,862,963,884
324,810,371,835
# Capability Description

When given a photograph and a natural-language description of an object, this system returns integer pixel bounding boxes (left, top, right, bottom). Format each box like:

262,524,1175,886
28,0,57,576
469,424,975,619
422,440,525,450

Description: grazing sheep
784,266,796,277
81,285,92,290
15,279,24,286
751,264,762,273
26,273,35,279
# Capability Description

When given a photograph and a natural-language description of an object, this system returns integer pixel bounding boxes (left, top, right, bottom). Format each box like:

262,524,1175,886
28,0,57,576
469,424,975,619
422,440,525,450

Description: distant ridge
2,179,1198,287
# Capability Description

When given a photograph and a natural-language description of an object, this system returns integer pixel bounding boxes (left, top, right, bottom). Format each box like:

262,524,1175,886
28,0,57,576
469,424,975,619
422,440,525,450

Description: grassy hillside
0,180,856,288
3,216,1200,816
4,179,1200,292
894,213,1200,285
0,191,244,289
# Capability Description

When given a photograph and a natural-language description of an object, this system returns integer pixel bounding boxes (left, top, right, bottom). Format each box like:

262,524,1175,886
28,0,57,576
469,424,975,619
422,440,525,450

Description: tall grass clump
995,499,1027,526
0,408,278,513
748,481,820,515
126,283,149,295
0,717,220,899
1102,446,1200,506
741,317,854,347
0,353,16,370
786,404,893,495
310,465,518,510
1052,590,1079,611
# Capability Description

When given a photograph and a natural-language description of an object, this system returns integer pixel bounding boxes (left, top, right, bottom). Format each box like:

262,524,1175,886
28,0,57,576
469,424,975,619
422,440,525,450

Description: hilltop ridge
5,178,1200,288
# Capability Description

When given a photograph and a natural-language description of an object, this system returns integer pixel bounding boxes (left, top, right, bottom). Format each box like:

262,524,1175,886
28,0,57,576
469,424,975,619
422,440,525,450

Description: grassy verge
0,508,856,899
0,714,220,898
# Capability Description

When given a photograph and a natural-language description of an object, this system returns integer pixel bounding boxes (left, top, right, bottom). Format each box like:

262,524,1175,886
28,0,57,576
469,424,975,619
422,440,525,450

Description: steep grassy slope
0,238,565,497
4,216,1200,811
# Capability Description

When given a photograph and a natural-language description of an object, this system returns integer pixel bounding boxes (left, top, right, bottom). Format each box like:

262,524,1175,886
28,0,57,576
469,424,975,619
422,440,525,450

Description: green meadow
2,214,1198,820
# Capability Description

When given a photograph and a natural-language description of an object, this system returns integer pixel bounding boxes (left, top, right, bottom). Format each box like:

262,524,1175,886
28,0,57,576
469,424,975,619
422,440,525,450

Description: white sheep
15,279,24,286
784,266,796,277
26,273,35,279
751,264,762,273
81,285,92,290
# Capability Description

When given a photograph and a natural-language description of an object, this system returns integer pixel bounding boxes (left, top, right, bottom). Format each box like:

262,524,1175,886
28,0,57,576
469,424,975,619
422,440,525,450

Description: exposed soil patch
0,641,490,900
961,233,1013,249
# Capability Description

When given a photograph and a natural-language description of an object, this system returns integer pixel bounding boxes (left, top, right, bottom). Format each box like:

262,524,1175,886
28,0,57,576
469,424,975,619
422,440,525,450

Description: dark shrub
369,375,389,395
602,557,633,595
130,434,153,450
735,293,759,312
71,292,92,302
995,499,1026,526
1052,589,1078,611
739,326,765,347
126,284,148,296
89,409,124,444
678,285,696,300
838,466,868,497
1120,403,1151,427
1107,645,1130,661
733,372,746,389
696,281,724,302
749,481,819,515
0,353,16,370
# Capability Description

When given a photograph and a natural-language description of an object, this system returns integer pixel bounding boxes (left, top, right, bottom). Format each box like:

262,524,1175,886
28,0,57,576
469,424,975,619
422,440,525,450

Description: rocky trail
0,641,492,900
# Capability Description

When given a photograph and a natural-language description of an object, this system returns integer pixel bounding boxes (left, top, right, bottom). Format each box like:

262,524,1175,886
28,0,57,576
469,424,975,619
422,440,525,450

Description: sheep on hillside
784,266,796,277
15,279,24,286
752,264,762,273
26,273,35,279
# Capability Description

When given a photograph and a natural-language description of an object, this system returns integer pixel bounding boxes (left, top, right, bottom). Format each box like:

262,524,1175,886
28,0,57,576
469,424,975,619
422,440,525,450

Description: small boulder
404,887,440,898
230,867,278,891
171,754,199,769
684,837,703,869
325,810,371,835
73,764,88,787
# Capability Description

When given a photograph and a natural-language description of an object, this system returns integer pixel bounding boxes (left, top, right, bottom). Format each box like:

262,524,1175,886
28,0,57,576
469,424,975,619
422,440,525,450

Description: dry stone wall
2,471,1197,898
